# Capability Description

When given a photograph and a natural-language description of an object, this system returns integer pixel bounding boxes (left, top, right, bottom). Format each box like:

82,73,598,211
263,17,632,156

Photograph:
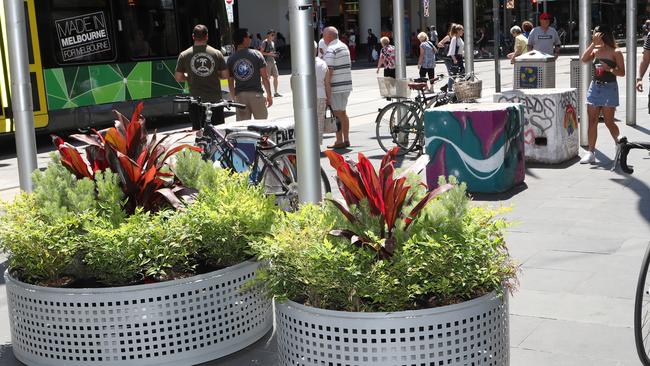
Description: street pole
579,0,591,147
626,0,636,126
543,0,547,13
493,0,501,92
4,0,37,192
462,0,474,75
393,0,406,79
289,0,322,203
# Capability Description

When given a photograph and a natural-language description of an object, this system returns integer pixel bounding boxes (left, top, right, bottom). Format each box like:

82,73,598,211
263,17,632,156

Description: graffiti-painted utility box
494,88,578,164
424,103,525,193
513,51,556,89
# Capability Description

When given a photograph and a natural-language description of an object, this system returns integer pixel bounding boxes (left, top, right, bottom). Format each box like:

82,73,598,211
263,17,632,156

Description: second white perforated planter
276,291,509,366
5,260,272,366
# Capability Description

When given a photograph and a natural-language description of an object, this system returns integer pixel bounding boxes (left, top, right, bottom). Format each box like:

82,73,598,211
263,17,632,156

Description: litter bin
513,51,556,89
570,56,593,99
424,102,525,193
494,88,578,164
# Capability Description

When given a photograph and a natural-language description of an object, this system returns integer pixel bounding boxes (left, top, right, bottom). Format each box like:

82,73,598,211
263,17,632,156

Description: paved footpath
2,49,650,365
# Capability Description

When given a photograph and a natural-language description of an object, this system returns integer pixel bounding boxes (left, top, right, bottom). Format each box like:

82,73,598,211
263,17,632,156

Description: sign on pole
225,0,234,24
423,0,429,17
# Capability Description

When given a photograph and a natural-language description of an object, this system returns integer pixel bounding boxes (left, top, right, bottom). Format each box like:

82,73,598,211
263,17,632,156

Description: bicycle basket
454,76,482,102
377,77,411,98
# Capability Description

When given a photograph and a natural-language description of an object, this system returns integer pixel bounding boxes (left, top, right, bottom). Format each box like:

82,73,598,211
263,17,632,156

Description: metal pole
493,0,501,92
462,0,474,75
579,0,591,147
543,0,547,13
289,0,321,203
626,0,636,126
393,0,406,79
5,0,37,192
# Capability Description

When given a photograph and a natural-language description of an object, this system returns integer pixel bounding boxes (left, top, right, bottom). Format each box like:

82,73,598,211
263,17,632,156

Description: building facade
236,0,650,48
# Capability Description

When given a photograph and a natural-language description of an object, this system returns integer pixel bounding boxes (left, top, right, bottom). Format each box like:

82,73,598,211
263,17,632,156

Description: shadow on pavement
197,329,277,366
470,182,529,202
611,170,650,225
0,345,22,366
526,156,580,170
631,124,650,136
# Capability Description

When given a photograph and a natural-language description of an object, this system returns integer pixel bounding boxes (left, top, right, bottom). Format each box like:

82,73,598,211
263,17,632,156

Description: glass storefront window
123,0,178,59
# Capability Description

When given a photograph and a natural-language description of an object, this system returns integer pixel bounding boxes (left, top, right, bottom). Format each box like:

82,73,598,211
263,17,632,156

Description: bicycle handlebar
173,96,247,111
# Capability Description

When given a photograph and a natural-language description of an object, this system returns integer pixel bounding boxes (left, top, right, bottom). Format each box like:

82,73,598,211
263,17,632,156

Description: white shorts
330,91,350,112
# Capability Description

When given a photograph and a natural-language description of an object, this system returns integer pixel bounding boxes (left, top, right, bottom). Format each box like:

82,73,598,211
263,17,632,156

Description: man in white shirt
527,12,561,59
322,26,353,149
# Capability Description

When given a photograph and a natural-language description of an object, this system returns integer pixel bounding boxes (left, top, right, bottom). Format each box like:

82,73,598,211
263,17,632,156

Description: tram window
123,0,178,59
49,0,116,64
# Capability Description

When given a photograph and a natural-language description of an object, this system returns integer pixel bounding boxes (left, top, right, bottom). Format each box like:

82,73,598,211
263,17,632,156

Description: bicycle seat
408,82,429,91
247,125,279,134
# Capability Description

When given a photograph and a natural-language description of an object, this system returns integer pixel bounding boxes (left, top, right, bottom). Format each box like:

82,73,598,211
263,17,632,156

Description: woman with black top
580,25,625,164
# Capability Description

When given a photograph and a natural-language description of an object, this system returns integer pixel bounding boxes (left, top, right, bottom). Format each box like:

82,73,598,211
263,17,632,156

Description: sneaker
274,93,282,97
580,151,595,164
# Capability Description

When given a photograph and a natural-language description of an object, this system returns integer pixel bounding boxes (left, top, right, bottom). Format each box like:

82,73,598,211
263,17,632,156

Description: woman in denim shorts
580,25,625,164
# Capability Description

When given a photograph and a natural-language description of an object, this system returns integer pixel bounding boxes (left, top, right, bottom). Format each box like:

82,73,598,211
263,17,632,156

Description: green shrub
0,193,84,285
252,176,518,312
174,152,277,267
0,148,276,287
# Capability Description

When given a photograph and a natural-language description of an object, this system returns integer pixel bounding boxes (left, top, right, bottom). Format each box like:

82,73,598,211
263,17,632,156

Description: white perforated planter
276,291,509,366
4,260,272,366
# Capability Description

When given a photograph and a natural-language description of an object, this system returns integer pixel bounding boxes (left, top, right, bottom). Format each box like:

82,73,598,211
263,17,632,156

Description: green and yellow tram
0,0,232,134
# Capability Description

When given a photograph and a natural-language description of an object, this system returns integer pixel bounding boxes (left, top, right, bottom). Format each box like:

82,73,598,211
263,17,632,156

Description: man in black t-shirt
175,24,228,126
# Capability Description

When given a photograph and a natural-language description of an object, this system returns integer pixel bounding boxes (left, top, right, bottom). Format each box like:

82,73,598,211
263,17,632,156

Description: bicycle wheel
258,148,331,211
375,101,422,155
635,244,650,365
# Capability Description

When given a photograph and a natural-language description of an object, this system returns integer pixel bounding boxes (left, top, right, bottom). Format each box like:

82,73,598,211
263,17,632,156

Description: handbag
323,106,338,133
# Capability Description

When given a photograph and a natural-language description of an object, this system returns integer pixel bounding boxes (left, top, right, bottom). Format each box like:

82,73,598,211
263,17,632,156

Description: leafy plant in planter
52,102,200,213
0,107,277,287
252,148,518,312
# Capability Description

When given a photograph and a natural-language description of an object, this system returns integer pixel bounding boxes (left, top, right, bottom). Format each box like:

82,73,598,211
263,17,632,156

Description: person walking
527,12,561,59
507,25,527,64
227,28,273,121
636,24,650,114
417,32,437,83
349,29,357,62
175,24,228,127
521,21,533,38
437,23,456,90
428,26,438,46
475,27,489,58
579,25,625,164
322,26,353,149
259,30,282,97
447,24,465,90
376,36,396,78
367,28,379,62
314,41,331,145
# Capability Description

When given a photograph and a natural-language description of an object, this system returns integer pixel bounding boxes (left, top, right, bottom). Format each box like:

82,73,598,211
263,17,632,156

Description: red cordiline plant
324,147,452,260
52,102,201,213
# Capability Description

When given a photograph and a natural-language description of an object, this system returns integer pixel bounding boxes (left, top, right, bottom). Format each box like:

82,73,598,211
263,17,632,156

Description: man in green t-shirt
175,24,228,127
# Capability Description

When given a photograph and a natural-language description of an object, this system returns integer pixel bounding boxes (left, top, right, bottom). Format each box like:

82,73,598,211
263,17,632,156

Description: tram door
0,0,48,133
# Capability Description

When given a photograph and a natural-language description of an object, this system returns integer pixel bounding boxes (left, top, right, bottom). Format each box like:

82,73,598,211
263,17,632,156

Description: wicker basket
454,77,482,101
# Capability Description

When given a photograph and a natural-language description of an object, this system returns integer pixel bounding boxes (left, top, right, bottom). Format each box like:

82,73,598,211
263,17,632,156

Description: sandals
327,141,350,149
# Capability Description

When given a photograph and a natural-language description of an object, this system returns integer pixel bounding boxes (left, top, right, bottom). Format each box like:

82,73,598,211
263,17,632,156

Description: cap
267,29,275,35
540,12,551,20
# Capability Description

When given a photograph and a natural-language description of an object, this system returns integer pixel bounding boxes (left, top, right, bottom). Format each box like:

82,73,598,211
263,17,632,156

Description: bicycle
175,96,331,211
614,137,650,364
375,74,458,156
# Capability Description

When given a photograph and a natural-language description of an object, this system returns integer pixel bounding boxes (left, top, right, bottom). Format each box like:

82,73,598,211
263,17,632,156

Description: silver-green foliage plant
0,149,277,286
252,176,518,312
174,150,277,268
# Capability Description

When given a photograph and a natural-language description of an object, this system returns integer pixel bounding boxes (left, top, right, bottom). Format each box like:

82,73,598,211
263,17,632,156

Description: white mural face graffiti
494,88,579,164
